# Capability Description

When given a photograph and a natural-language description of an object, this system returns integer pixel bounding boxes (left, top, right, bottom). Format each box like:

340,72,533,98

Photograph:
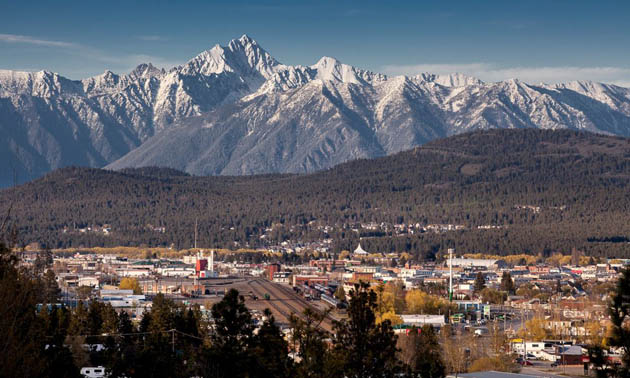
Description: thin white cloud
137,35,167,41
0,33,182,78
382,63,630,87
0,33,81,48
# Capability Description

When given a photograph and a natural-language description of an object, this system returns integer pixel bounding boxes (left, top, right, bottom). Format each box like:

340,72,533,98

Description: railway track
246,278,335,332
272,280,340,325
248,279,299,324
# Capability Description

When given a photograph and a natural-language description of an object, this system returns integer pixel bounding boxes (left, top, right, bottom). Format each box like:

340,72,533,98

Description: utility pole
194,218,198,250
448,248,454,302
560,326,566,374
448,248,454,324
172,329,175,353
522,308,526,359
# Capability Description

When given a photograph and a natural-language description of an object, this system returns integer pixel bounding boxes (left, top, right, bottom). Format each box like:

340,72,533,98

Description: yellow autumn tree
376,310,403,326
119,277,142,294
585,321,604,346
520,318,549,341
377,289,396,318
405,289,427,314
405,289,454,315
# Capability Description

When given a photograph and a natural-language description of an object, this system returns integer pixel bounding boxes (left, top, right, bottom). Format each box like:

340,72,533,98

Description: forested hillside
1,129,629,259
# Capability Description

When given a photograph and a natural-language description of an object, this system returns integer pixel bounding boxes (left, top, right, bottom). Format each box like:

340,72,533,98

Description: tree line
1,129,629,258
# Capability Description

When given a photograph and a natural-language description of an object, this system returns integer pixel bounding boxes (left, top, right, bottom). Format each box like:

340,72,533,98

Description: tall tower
448,248,454,302
194,218,198,250
209,250,214,273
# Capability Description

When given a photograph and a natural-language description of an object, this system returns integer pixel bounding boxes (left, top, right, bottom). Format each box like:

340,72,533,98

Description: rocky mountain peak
128,63,164,80
180,34,281,81
2,34,630,187
311,56,386,84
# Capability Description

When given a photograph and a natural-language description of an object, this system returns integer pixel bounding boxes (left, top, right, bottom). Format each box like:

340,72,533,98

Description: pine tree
205,288,254,377
0,239,59,376
499,272,514,295
289,308,334,378
402,325,445,378
474,272,486,293
250,309,293,378
333,282,402,378
608,266,630,375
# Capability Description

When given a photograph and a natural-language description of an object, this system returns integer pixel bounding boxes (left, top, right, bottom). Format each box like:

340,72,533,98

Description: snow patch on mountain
2,34,630,186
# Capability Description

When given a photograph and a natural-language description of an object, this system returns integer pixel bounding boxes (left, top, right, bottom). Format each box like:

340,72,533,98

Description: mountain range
2,34,630,185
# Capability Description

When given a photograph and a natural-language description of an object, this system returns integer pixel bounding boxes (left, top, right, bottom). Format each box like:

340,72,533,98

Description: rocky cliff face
2,35,630,184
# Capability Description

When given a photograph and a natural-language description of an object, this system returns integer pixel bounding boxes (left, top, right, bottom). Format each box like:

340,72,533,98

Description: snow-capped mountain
0,35,284,185
2,35,630,185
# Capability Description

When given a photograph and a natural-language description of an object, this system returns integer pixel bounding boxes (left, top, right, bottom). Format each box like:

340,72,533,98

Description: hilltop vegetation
1,129,629,259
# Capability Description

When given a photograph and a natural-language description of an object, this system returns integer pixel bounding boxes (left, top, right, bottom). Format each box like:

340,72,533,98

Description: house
540,345,584,364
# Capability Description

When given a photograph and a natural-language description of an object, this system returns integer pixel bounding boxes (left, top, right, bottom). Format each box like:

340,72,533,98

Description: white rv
80,366,107,378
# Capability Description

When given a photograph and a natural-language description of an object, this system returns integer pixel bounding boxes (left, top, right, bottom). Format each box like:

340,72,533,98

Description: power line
55,328,205,341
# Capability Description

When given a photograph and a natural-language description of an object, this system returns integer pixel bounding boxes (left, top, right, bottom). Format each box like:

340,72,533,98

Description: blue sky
2,0,630,85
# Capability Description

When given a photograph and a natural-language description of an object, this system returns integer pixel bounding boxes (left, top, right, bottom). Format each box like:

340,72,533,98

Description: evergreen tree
135,294,184,378
0,239,61,376
42,268,62,303
474,272,486,293
33,248,53,274
401,325,445,378
204,288,254,377
250,309,293,378
40,307,80,378
587,345,610,378
608,266,630,375
333,282,402,378
118,310,134,334
289,308,335,378
499,272,514,295
104,310,135,378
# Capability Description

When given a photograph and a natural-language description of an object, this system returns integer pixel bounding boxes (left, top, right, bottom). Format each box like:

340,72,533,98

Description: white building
353,244,369,256
399,268,419,278
272,272,291,284
399,314,445,328
449,258,507,270
116,268,151,277
511,341,555,359
78,276,99,287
